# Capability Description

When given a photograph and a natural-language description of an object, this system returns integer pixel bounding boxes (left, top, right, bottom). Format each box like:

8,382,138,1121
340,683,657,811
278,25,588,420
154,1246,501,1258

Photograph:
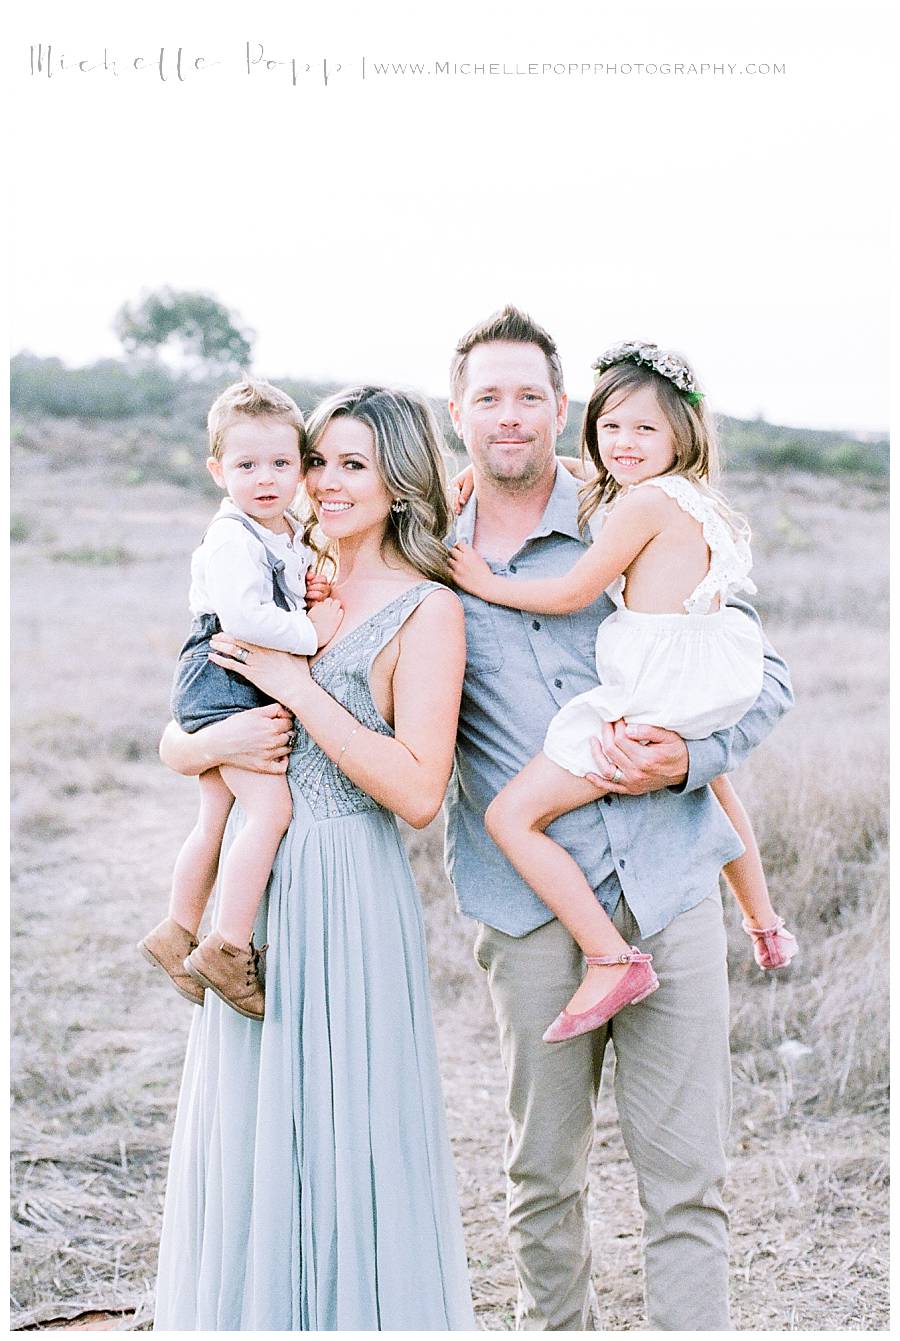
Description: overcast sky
9,0,892,433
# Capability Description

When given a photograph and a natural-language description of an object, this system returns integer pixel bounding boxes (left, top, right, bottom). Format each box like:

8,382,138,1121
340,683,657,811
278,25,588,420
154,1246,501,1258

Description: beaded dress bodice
287,581,442,820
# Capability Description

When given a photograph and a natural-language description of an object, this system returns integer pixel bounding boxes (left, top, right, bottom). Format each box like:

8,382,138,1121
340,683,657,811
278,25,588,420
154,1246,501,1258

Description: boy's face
207,416,302,528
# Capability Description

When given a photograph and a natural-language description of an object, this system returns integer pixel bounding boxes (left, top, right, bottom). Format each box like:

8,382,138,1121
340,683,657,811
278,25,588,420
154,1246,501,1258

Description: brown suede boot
138,918,204,1006
183,933,266,1020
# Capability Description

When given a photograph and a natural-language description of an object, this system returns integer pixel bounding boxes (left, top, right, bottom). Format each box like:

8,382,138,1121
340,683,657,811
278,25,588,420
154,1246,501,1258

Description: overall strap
203,513,295,612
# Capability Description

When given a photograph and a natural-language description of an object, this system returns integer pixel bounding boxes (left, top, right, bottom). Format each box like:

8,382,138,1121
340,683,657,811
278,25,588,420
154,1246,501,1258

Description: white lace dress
543,475,764,778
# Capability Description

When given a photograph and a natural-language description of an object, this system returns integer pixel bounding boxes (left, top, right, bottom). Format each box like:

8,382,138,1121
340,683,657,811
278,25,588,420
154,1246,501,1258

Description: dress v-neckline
308,580,433,673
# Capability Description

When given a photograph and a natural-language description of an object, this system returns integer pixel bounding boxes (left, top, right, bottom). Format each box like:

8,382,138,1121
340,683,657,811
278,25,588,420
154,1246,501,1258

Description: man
444,306,793,1330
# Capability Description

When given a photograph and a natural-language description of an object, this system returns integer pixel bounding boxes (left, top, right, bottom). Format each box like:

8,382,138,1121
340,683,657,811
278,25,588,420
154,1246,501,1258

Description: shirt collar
218,496,299,543
454,461,586,547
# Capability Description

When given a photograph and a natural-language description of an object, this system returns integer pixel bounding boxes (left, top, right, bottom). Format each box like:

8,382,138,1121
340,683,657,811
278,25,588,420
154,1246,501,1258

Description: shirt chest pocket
463,600,505,673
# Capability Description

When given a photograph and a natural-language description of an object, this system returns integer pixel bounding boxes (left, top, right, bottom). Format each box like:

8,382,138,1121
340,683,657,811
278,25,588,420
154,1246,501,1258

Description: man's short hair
207,378,305,459
450,305,565,405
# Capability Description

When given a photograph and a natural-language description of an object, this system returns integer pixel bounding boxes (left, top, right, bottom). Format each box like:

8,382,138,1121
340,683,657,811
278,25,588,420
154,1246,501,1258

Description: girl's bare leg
485,752,634,1014
214,766,293,948
168,768,235,936
711,775,779,928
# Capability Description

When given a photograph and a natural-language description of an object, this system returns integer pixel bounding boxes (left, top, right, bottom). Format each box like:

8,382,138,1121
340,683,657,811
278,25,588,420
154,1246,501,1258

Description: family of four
141,306,794,1331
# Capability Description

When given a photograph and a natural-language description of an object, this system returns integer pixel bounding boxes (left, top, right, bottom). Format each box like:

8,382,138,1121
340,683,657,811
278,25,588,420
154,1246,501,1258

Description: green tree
114,288,254,373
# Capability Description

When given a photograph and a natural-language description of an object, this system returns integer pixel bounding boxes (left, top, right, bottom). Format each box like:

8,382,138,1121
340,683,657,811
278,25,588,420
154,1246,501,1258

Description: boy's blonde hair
577,360,749,543
207,378,305,459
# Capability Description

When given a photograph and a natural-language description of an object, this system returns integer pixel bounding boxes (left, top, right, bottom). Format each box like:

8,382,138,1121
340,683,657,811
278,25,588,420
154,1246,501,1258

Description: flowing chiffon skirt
154,583,475,1330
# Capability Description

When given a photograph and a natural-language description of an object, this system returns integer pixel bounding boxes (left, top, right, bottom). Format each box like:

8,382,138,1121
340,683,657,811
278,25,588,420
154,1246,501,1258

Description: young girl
139,379,343,1020
449,341,798,1043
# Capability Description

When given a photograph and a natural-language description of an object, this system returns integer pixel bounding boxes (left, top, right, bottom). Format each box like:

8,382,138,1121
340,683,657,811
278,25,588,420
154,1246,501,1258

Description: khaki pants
474,892,732,1331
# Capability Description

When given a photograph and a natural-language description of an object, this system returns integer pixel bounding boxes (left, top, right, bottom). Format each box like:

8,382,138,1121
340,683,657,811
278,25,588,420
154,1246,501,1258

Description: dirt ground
10,450,889,1331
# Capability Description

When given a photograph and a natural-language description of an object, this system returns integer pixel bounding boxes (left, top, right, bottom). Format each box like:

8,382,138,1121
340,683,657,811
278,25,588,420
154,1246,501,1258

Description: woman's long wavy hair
577,361,749,543
298,385,453,584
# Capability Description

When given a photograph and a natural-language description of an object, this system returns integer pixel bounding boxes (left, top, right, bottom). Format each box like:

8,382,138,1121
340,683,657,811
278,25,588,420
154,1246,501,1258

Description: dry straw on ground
10,429,888,1330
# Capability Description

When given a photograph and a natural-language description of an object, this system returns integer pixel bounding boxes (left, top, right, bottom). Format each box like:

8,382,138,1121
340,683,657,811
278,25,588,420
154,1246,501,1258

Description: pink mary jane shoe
542,947,659,1044
743,916,799,970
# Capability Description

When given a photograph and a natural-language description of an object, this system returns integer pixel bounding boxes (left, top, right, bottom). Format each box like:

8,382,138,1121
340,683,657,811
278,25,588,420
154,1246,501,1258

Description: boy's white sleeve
202,525,319,655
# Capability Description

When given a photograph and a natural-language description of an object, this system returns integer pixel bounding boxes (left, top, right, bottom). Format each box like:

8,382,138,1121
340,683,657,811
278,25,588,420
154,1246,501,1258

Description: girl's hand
209,634,313,705
307,596,344,648
451,463,475,514
305,571,333,604
560,455,587,481
448,541,497,598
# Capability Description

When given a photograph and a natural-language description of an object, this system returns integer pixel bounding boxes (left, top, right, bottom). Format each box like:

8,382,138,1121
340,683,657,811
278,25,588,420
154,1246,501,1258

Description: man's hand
585,720,689,794
305,571,333,605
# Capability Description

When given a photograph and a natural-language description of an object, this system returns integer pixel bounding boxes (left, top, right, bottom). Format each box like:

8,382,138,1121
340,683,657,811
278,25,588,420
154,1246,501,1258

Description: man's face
449,341,567,490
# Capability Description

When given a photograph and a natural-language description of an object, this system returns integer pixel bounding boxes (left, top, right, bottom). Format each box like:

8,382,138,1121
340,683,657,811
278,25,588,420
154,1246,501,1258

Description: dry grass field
10,418,889,1331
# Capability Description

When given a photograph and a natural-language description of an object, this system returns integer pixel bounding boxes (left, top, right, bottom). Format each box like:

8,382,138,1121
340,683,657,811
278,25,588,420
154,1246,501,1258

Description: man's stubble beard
478,443,557,495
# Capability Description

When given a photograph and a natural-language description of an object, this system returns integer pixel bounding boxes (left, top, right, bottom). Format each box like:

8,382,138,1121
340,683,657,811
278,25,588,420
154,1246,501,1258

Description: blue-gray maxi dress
154,583,475,1330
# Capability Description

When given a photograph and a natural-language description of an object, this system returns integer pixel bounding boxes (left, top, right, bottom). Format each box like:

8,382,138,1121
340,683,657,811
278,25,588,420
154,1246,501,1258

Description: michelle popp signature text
28,44,341,85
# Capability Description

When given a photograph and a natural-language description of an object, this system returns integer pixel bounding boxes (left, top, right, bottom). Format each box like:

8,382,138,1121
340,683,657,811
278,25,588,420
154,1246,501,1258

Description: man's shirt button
532,619,541,631
603,796,612,806
619,858,626,869
554,678,563,688
509,563,517,573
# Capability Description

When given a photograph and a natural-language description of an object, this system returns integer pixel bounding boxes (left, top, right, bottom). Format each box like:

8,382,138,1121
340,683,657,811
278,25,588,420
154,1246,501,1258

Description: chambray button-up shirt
444,465,794,940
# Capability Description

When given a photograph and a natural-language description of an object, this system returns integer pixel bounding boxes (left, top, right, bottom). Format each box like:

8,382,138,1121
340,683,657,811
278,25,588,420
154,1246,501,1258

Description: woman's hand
159,704,296,777
447,541,498,599
208,634,314,707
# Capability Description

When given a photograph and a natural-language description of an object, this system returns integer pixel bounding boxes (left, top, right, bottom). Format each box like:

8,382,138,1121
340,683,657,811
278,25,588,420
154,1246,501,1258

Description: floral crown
591,341,704,405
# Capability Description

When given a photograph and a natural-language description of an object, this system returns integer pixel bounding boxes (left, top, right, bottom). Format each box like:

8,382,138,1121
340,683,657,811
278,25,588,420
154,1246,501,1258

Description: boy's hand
308,596,344,649
448,540,497,599
450,464,475,514
305,571,333,604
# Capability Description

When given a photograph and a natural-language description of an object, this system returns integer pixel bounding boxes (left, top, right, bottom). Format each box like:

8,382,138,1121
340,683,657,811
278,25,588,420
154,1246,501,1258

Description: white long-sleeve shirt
187,498,319,655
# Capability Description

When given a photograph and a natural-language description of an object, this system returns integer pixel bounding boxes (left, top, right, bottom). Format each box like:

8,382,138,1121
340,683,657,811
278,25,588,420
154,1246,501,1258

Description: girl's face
303,416,394,543
595,383,678,488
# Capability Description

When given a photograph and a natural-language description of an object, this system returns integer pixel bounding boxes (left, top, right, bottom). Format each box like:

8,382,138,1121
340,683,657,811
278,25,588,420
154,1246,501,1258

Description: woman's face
303,416,394,543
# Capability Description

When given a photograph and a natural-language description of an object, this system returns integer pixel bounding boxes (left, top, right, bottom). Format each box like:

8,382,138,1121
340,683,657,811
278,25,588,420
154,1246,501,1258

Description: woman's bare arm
208,588,466,828
159,703,296,777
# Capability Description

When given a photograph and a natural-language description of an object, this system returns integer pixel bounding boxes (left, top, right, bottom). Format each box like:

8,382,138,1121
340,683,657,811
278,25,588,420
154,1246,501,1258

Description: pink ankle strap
742,917,784,939
585,946,653,966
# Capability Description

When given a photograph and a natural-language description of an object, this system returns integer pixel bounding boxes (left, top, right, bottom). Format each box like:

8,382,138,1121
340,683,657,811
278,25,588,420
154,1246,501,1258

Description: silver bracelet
338,725,359,763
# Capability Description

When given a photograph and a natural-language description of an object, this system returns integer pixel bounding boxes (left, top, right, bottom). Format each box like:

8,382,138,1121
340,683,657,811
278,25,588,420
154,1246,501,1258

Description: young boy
139,379,343,1019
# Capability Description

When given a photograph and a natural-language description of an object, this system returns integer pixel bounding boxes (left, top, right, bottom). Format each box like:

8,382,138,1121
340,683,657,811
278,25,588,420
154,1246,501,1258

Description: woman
153,386,474,1330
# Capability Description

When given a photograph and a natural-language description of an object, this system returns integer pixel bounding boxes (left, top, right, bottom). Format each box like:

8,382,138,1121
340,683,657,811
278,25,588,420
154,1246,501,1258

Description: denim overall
171,513,297,733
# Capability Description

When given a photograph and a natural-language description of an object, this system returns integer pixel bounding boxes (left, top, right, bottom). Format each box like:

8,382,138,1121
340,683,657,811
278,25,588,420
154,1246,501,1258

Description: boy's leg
168,767,235,935
610,892,733,1331
214,767,293,948
475,916,606,1330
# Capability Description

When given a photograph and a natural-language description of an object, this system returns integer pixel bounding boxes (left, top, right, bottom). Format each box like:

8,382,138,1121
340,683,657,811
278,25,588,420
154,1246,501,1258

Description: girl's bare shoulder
608,482,683,528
